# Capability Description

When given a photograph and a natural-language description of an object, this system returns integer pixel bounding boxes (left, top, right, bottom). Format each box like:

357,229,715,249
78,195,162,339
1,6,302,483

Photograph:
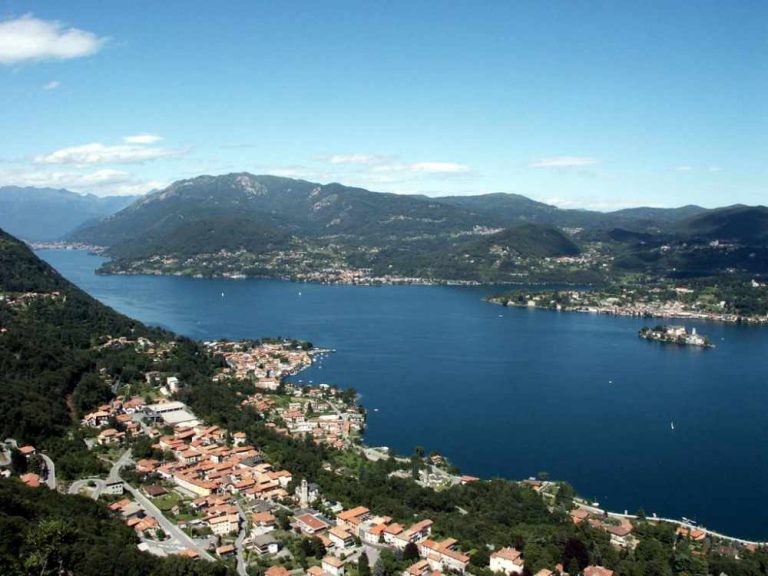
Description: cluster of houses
0,290,63,309
81,396,149,445
240,386,365,450
272,398,363,450
137,423,294,506
570,508,637,550
109,498,161,538
289,503,475,575
205,340,314,386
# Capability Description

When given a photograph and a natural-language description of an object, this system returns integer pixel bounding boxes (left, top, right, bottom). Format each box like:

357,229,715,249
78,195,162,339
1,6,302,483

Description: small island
639,325,714,348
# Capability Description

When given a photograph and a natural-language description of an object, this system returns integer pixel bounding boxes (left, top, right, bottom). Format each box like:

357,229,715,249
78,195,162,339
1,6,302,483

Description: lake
38,249,768,540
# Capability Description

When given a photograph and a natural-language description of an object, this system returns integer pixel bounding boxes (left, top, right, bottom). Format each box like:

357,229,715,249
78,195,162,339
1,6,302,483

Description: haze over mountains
0,186,138,242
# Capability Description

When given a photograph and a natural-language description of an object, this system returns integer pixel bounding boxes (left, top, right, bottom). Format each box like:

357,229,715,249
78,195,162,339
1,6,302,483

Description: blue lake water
38,249,768,540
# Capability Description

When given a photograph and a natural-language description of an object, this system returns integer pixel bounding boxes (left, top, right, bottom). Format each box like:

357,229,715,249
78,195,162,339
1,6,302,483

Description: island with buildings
638,325,714,348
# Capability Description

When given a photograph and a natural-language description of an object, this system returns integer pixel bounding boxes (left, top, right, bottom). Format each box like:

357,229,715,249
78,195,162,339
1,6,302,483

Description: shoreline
488,297,768,325
30,246,598,288
33,245,768,543
292,345,768,544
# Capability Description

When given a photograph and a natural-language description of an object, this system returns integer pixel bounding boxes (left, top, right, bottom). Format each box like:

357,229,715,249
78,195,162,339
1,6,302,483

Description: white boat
671,421,675,430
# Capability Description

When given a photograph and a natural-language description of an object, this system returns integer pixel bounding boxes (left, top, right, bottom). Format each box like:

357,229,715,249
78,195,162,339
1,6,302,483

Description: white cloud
545,196,655,211
530,156,599,168
123,134,163,145
370,163,407,173
674,165,693,172
42,80,60,90
0,167,163,196
34,140,187,165
318,154,391,165
0,15,105,65
708,166,723,172
409,161,470,174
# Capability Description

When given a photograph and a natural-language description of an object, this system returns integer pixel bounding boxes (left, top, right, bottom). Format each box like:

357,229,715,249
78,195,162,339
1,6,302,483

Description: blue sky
0,1,765,209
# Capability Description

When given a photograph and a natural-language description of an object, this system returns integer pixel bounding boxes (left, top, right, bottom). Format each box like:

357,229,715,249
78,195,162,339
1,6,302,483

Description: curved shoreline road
577,503,767,547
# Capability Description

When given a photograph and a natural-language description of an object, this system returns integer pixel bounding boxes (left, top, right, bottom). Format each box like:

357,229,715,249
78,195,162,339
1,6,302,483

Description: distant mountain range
0,186,137,241
7,173,767,282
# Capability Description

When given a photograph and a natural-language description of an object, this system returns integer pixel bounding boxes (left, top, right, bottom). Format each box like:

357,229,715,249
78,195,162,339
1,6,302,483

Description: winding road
39,453,56,490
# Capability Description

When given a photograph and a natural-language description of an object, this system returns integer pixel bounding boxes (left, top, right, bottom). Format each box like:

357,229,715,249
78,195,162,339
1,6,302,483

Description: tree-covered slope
0,228,148,444
71,173,487,249
680,205,768,243
0,479,229,576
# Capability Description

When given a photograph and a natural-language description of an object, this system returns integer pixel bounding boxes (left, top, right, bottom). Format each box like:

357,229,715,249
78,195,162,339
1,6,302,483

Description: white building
490,547,524,575
209,514,240,536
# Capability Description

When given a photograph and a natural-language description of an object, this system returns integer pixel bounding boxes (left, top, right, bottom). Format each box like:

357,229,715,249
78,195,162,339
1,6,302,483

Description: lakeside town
488,280,768,325
1,329,765,576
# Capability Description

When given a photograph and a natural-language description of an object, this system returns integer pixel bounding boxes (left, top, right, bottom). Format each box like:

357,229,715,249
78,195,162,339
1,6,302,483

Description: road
233,499,249,576
576,503,767,547
125,482,215,561
3,438,57,490
109,448,134,479
39,453,56,490
68,477,105,498
112,450,215,562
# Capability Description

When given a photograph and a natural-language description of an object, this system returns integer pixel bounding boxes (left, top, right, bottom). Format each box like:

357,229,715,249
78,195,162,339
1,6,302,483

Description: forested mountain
680,205,768,243
64,173,768,283
0,186,137,241
73,173,704,249
0,227,149,447
0,228,232,575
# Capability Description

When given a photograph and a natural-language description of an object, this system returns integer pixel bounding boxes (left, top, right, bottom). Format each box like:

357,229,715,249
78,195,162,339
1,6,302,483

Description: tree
10,449,27,474
562,538,589,572
23,518,75,576
403,542,419,562
358,552,371,576
470,548,489,568
373,559,385,576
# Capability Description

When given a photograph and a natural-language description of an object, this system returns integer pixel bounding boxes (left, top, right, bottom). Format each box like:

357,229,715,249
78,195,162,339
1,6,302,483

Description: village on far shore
489,279,768,325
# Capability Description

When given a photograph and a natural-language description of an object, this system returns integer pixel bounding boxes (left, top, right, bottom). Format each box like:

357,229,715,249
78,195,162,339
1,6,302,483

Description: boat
671,421,675,430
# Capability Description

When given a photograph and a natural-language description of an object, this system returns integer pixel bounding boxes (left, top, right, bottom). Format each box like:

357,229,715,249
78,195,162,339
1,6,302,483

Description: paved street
39,453,56,490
